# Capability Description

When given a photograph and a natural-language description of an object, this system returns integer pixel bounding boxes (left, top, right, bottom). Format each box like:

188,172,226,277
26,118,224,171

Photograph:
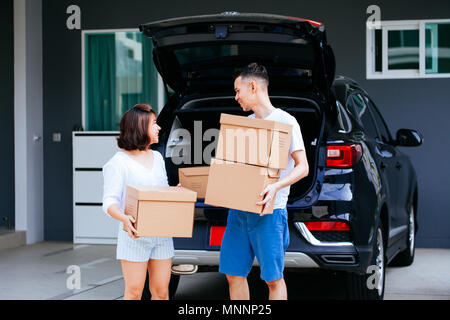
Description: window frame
336,100,352,134
347,92,381,140
363,95,394,145
81,28,165,132
366,18,450,79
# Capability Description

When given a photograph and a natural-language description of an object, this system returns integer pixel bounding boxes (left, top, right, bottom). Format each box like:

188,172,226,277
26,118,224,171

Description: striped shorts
116,226,174,262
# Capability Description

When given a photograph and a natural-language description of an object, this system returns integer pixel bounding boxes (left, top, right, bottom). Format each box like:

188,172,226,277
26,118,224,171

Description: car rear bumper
173,220,373,275
172,247,372,275
173,250,320,268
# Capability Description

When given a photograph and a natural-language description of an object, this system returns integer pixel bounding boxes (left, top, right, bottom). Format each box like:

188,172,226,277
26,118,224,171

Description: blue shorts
219,208,290,282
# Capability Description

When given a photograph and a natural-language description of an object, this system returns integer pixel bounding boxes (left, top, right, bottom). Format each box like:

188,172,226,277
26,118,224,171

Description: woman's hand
122,214,139,239
177,183,182,187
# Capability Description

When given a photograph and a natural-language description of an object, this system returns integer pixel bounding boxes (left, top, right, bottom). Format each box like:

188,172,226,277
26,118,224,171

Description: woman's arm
107,203,138,239
102,159,139,238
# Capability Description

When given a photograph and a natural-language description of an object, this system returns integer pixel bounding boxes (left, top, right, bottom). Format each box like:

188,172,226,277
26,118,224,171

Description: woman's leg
147,258,172,300
121,260,149,300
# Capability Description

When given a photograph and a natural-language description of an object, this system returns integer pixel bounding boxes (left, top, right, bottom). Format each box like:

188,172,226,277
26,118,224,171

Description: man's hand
255,150,309,217
256,183,279,216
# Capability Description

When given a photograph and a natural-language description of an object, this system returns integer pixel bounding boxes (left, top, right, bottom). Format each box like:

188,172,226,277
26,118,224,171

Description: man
219,63,309,300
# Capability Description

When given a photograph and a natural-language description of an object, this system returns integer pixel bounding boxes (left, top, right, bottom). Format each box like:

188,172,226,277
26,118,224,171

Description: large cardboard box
204,158,280,214
178,166,210,199
124,185,197,237
216,113,292,169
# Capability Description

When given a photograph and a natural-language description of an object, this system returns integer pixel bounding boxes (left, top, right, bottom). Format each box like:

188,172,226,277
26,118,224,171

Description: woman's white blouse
102,150,169,218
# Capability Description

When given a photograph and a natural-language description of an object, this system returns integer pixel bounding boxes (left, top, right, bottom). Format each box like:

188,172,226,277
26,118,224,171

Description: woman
102,104,175,300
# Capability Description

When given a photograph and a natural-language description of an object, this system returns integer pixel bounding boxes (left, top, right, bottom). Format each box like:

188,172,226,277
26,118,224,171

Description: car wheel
390,206,416,267
169,274,181,299
141,273,180,300
344,223,386,300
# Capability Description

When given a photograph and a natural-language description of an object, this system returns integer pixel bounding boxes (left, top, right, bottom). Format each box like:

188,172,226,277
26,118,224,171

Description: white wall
14,0,44,244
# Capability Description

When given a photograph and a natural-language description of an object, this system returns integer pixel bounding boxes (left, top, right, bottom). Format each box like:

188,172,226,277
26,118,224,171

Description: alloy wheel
409,208,415,257
375,227,385,297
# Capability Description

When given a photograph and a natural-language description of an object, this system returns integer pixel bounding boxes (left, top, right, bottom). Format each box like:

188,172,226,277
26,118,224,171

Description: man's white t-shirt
249,108,306,209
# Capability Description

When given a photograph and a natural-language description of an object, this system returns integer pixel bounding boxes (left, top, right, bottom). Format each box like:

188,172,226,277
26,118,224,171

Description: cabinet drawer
74,171,103,203
73,134,119,168
74,205,118,238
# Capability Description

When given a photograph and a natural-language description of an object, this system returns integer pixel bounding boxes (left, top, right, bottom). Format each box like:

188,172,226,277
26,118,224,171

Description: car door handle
395,162,402,169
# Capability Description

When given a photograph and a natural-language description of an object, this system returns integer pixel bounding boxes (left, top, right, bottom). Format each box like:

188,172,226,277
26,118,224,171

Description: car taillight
326,144,362,168
209,226,226,246
287,16,323,27
304,221,350,231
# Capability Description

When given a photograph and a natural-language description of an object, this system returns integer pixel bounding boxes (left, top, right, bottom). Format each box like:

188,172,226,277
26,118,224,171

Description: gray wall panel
0,0,15,229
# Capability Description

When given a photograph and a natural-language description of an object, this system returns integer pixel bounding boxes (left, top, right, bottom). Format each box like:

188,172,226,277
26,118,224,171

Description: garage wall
42,0,450,247
0,0,15,229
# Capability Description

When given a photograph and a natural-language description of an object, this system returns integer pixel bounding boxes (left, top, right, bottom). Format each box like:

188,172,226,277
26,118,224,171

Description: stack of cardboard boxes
205,114,292,214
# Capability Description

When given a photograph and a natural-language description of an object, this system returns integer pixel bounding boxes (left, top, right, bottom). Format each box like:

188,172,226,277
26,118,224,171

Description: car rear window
173,42,315,69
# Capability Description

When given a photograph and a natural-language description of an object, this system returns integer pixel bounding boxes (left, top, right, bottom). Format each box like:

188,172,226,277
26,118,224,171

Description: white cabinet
74,206,119,243
73,132,120,244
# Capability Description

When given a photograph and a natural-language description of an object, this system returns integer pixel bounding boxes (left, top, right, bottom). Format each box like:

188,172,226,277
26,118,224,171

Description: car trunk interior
164,96,324,207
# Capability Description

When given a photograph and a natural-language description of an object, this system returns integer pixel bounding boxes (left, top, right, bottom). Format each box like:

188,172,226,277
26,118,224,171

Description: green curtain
117,32,141,117
86,34,116,131
141,34,160,113
85,32,164,131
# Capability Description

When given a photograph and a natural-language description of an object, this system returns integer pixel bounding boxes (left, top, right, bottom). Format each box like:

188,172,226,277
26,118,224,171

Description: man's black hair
235,62,269,88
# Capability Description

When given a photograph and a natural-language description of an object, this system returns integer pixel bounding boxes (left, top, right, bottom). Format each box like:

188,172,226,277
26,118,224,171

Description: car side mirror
395,129,423,147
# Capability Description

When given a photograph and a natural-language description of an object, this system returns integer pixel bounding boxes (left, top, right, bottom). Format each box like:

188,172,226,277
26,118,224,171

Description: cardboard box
124,185,197,237
215,113,292,169
204,158,280,214
178,166,210,199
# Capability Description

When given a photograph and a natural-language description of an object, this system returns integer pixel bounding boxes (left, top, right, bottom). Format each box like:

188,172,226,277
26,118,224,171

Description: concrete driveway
0,243,449,300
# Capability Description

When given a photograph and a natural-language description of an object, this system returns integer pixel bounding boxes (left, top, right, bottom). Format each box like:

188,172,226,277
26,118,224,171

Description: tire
389,206,416,267
169,274,181,299
344,223,386,300
141,273,180,300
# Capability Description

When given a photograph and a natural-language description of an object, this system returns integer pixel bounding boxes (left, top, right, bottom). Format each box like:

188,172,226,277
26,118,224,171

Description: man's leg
219,209,255,300
249,208,290,300
266,277,287,300
226,274,250,300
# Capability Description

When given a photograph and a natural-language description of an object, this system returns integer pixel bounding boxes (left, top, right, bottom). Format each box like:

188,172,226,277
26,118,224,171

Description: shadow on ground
174,269,348,300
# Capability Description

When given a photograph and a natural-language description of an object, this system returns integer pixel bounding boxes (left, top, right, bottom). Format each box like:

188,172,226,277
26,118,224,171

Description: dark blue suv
139,12,423,300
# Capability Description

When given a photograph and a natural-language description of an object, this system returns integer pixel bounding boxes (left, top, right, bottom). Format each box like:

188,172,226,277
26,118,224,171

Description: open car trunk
163,95,325,207
140,12,336,113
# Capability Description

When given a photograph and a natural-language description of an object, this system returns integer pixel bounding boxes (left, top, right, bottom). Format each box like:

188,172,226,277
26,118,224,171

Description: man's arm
256,149,309,215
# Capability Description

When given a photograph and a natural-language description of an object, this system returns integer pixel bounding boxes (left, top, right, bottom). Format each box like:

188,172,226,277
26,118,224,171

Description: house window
82,30,165,131
367,19,450,79
387,29,420,70
425,22,450,74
